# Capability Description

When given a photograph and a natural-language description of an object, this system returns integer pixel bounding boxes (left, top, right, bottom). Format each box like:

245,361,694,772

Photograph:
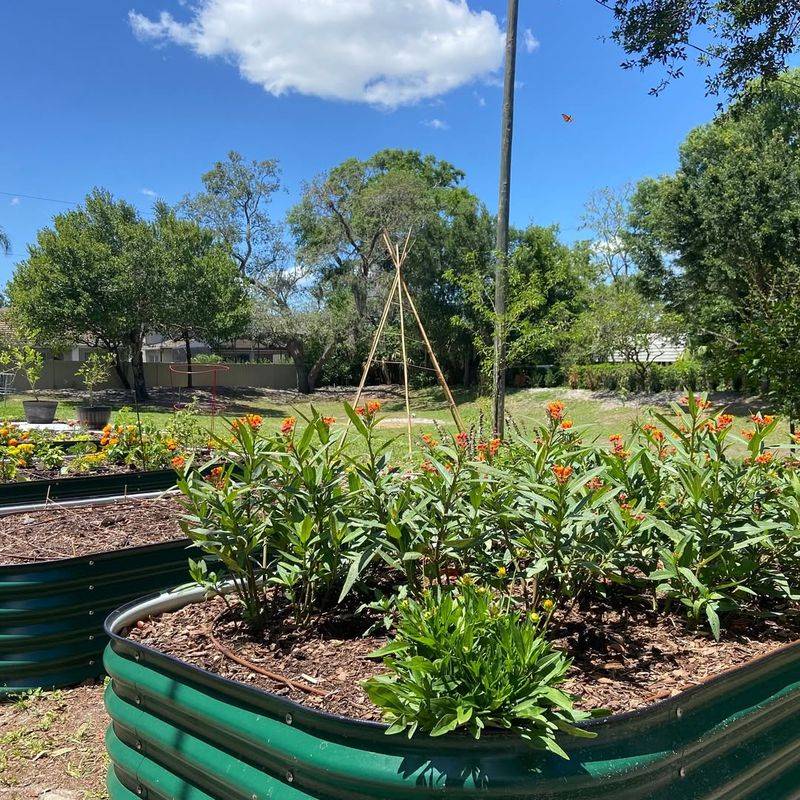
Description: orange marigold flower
321,416,335,426
560,419,574,430
165,438,178,451
366,400,382,415
716,414,734,430
455,431,469,449
755,451,774,465
546,401,565,421
750,413,775,427
280,416,296,435
552,464,573,484
421,459,437,474
742,429,754,441
422,433,438,448
7,439,17,447
171,455,186,470
489,437,501,455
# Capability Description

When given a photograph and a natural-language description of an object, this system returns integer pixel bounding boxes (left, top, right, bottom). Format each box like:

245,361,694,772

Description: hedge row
566,361,712,393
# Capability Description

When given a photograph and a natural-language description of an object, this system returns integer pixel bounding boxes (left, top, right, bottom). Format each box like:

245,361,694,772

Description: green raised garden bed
0,539,192,694
0,468,179,509
104,585,800,800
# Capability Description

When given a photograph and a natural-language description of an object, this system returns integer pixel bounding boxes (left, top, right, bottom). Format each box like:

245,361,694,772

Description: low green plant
364,585,600,757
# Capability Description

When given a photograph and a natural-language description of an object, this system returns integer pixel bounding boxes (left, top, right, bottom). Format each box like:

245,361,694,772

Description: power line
0,190,77,205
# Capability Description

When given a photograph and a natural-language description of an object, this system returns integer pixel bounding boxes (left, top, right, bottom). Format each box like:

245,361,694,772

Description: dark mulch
0,496,185,565
127,595,800,721
6,462,141,484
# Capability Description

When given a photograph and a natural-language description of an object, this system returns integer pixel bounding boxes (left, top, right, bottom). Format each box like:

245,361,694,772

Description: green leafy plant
75,352,114,405
364,585,601,757
12,346,44,400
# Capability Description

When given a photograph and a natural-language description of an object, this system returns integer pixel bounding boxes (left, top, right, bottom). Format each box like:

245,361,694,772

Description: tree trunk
286,339,311,394
307,340,336,392
492,0,520,438
113,349,132,393
184,330,193,389
130,336,148,401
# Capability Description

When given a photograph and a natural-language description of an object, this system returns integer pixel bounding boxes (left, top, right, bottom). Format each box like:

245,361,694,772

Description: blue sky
0,1,722,285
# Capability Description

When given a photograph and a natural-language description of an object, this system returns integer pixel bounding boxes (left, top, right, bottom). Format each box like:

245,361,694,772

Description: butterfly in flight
561,113,574,123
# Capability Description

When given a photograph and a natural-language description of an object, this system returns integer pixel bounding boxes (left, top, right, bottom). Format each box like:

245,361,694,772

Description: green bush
567,359,708,393
363,585,598,757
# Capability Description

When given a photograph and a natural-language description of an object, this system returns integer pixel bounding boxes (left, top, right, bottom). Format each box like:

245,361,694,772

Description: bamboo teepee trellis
350,229,465,455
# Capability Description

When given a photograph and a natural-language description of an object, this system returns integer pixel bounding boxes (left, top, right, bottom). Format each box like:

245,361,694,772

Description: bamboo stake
350,269,399,412
395,244,413,455
400,277,465,432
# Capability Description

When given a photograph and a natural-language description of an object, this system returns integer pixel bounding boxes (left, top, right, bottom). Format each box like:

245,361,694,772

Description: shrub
363,586,599,757
567,358,707,393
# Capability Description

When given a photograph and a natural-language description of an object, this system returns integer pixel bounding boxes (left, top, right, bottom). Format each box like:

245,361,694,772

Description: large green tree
289,149,493,387
183,151,341,393
153,203,250,387
7,190,164,399
603,0,800,98
450,225,591,387
567,282,684,385
629,72,800,419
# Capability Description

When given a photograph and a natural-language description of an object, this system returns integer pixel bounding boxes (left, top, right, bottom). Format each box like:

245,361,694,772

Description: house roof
610,336,687,364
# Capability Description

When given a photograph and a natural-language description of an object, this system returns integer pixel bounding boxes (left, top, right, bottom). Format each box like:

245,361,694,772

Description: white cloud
9,197,20,206
423,118,449,130
523,28,539,53
473,91,486,107
129,1,504,108
141,188,157,197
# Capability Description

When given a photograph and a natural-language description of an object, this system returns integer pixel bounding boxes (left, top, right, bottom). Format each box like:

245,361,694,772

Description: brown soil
0,680,108,799
6,462,143,484
0,497,185,565
127,595,800,720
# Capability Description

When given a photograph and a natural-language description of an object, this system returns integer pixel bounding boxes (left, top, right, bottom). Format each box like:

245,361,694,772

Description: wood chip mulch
0,496,186,565
127,595,800,720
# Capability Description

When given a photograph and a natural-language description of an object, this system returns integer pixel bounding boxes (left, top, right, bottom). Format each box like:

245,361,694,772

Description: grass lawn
0,385,789,455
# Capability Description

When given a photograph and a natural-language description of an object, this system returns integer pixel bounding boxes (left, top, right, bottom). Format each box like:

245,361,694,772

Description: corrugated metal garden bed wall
0,539,193,694
104,586,800,800
0,468,179,510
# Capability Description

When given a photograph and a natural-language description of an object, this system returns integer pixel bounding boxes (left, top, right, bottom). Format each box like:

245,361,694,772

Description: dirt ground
0,682,108,800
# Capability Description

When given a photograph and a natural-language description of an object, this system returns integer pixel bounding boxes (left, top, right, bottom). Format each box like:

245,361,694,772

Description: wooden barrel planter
103,584,800,800
0,539,193,694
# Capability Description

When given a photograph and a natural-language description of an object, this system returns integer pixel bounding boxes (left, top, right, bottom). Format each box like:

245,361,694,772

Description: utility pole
492,0,519,438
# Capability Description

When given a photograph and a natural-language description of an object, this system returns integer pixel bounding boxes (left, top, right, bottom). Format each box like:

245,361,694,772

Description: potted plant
75,351,115,429
14,346,57,424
